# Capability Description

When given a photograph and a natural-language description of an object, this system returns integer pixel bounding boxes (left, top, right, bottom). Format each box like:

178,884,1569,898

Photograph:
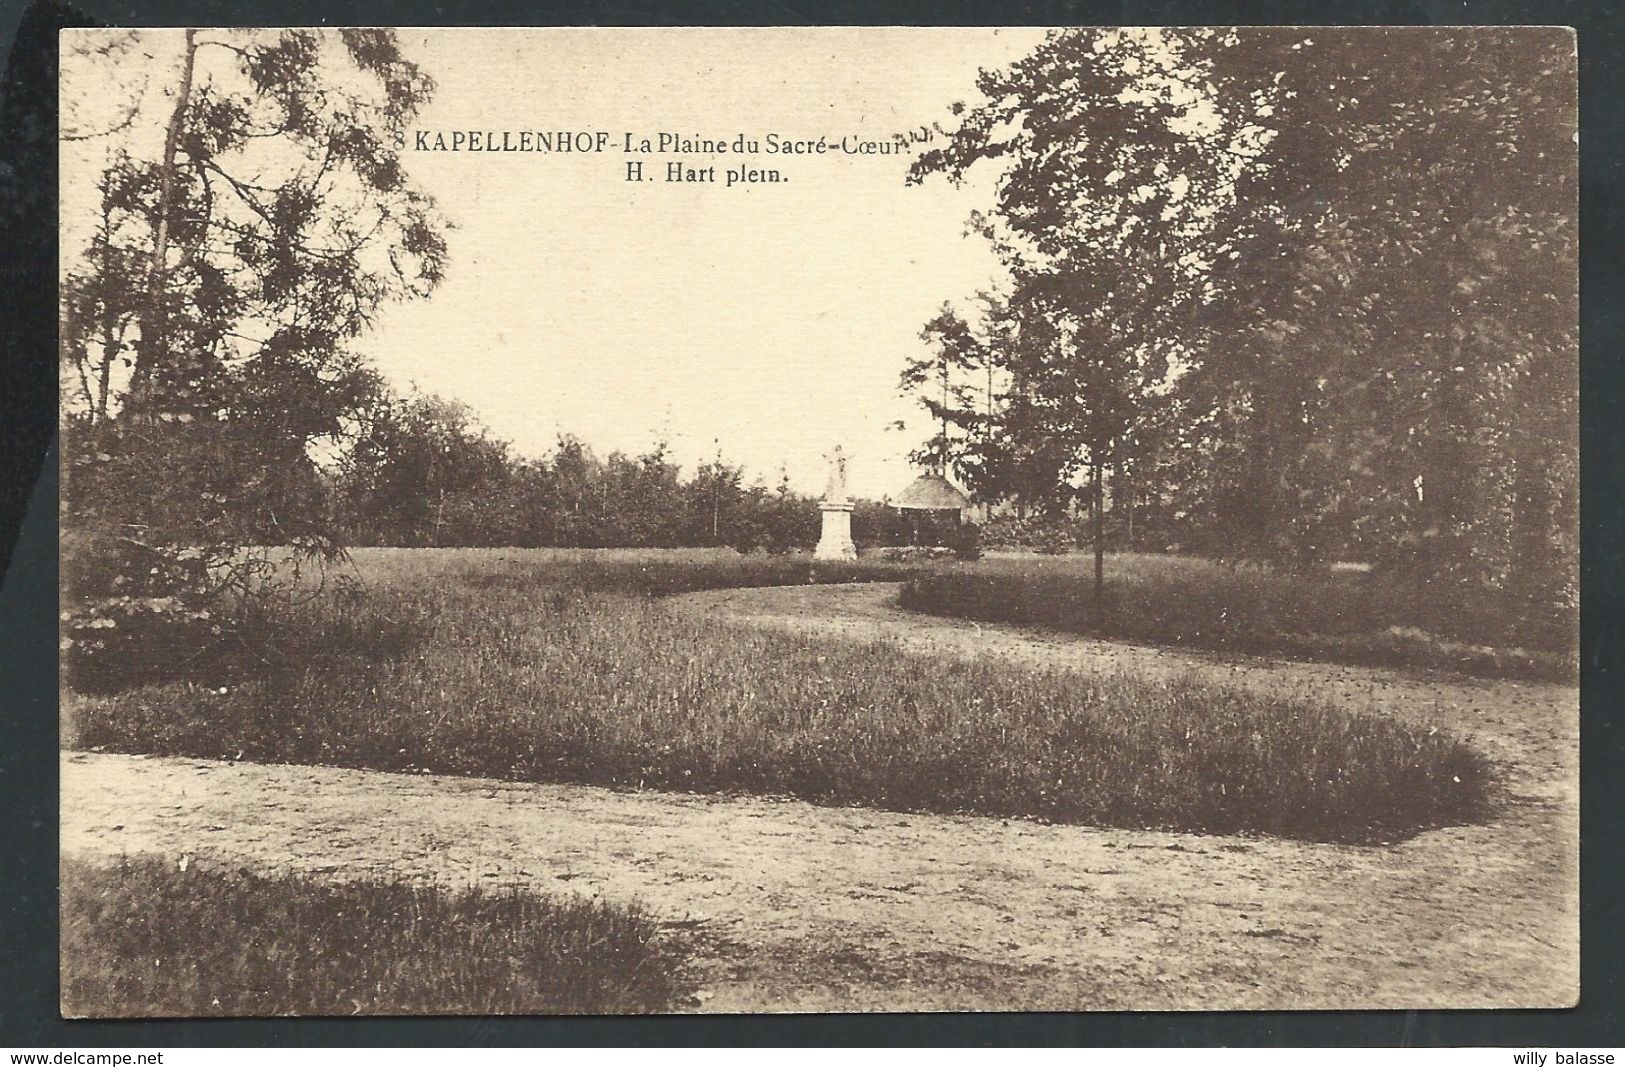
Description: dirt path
63,584,1578,1013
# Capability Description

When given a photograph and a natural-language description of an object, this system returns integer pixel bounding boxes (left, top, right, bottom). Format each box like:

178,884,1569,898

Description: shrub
62,550,434,696
898,560,1578,682
952,522,983,561
981,514,1082,553
878,545,955,562
60,531,223,694
1033,523,1076,555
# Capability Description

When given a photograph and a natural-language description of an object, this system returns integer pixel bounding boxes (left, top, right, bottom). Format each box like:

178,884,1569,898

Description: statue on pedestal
822,445,850,505
814,444,857,561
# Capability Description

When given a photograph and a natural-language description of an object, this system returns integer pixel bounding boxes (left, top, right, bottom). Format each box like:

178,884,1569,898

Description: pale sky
378,28,1047,498
61,27,1052,498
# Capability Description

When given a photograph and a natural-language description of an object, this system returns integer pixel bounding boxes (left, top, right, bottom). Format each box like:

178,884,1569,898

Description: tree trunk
96,334,116,424
1092,454,1104,601
1246,367,1279,561
1125,465,1135,550
128,28,199,416
1408,191,1477,582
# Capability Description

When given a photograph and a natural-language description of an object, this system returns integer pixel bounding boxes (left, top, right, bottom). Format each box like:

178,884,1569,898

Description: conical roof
893,472,971,510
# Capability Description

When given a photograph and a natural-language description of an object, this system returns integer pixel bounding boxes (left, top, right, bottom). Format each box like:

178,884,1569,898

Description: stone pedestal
815,502,857,560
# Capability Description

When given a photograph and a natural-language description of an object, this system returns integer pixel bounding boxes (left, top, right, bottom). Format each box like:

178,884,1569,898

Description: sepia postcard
57,26,1578,1016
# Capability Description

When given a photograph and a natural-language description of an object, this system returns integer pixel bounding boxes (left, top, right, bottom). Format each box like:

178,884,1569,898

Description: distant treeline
325,392,938,552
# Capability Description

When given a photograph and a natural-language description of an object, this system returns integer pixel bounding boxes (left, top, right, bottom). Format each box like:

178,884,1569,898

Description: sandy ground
61,583,1578,1013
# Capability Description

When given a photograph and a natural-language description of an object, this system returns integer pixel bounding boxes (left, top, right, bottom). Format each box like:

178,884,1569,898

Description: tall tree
910,28,1267,593
63,26,448,581
334,390,512,546
904,294,1078,519
61,29,449,676
1188,28,1576,592
904,301,998,495
909,27,1575,614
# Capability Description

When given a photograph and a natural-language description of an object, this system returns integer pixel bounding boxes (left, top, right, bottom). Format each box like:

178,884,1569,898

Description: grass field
60,855,695,1016
65,548,1496,844
901,552,1577,681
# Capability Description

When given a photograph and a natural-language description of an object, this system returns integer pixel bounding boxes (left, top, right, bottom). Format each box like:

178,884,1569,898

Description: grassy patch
900,554,1576,682
67,549,1496,844
340,545,930,597
60,855,695,1017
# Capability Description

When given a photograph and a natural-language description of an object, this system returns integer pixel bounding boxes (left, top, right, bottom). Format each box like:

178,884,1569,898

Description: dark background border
3,0,1620,1047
